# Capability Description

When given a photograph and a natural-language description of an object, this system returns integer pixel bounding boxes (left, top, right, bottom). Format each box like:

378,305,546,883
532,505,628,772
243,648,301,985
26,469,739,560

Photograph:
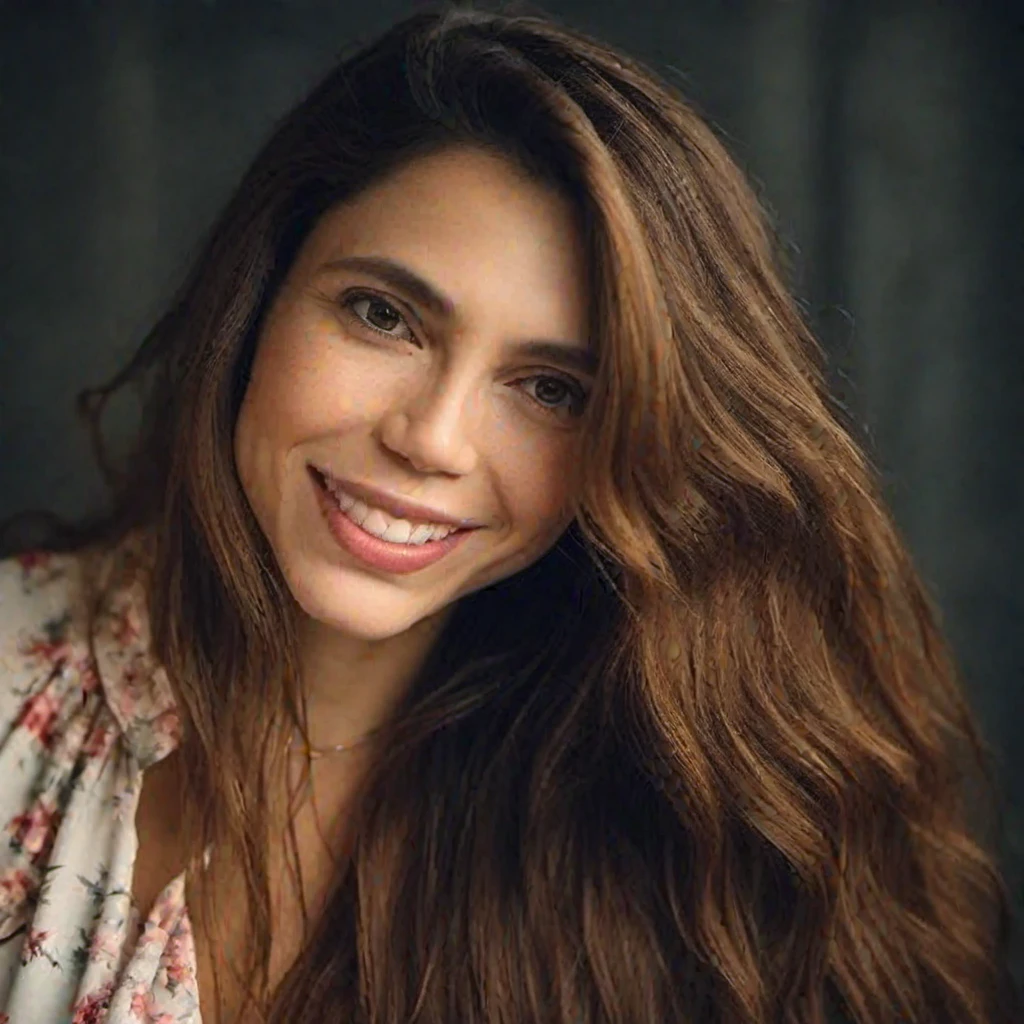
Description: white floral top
0,546,200,1023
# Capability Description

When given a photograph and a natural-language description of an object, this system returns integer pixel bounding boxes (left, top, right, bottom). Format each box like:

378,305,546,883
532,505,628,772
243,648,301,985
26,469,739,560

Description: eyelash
339,289,589,418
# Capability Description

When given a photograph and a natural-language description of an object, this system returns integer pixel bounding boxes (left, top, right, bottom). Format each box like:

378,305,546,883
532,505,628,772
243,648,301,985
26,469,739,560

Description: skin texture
232,144,593,746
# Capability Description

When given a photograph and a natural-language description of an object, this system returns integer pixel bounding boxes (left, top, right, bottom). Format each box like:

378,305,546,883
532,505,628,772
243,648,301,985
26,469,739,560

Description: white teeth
330,487,355,512
321,475,460,546
360,509,391,538
347,499,371,526
380,519,413,544
408,524,435,545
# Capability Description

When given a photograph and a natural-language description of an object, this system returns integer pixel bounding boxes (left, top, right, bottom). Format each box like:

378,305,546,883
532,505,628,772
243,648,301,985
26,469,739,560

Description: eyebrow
318,254,598,376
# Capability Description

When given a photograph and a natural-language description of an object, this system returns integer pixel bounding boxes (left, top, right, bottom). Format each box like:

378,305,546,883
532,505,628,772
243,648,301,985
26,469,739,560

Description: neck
292,604,452,749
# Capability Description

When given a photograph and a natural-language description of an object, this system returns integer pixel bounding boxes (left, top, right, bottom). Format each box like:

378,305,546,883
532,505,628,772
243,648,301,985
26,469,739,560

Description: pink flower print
71,980,115,1024
88,923,123,966
78,654,101,694
162,931,194,990
0,865,36,912
18,686,63,748
130,986,154,1016
21,617,76,671
21,926,59,968
129,986,176,1024
148,880,184,929
0,1012,10,1023
114,670,142,723
110,600,143,647
8,797,59,862
150,707,182,749
82,719,116,759
16,551,51,573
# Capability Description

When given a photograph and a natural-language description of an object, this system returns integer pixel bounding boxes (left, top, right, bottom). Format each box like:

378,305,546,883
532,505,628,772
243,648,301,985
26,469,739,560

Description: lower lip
310,470,475,575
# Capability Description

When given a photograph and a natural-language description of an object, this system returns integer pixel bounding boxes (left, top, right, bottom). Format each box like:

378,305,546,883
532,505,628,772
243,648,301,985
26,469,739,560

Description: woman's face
234,145,593,642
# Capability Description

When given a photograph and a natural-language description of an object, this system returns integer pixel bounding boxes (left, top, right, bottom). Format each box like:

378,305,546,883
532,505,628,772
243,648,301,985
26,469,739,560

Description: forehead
298,145,591,342
330,144,572,232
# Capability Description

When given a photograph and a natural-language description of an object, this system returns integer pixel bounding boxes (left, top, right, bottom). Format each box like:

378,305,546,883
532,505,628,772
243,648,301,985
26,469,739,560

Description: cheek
495,429,582,540
472,441,579,591
233,391,281,522
244,325,331,431
237,316,376,455
233,324,333,505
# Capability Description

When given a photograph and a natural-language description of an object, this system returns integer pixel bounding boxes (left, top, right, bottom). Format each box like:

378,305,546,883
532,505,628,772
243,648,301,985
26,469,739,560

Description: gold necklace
289,729,378,760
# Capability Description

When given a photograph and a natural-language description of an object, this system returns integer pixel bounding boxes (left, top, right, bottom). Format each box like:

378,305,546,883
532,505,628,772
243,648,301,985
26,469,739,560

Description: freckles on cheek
289,318,395,423
257,345,337,429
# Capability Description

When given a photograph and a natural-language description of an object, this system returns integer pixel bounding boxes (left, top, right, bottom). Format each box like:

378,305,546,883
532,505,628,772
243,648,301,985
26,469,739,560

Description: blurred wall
1,0,1021,975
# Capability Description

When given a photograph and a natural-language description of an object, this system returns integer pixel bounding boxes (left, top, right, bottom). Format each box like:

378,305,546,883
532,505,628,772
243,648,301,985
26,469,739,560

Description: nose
377,370,480,477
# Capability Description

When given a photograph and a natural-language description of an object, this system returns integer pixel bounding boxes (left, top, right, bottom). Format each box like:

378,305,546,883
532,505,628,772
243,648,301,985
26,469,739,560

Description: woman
0,5,1017,1023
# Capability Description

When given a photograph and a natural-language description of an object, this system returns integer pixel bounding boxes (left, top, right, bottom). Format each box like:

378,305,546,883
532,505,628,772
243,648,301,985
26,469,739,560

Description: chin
280,552,446,642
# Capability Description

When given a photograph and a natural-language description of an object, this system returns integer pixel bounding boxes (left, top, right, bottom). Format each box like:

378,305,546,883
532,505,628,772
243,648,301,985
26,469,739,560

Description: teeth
380,519,413,544
321,475,458,545
331,488,356,513
347,499,371,526
408,524,435,545
361,509,391,538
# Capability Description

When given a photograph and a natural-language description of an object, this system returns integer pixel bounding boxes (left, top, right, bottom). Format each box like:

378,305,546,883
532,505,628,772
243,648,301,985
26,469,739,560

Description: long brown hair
3,4,1018,1022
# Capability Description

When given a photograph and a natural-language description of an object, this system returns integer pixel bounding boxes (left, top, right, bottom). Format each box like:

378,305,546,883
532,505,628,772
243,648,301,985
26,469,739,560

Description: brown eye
354,297,401,332
515,374,588,418
341,290,416,342
533,378,571,406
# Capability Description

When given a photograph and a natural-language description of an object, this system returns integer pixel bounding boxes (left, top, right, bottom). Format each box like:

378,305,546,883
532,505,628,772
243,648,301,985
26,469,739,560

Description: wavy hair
3,4,1018,1022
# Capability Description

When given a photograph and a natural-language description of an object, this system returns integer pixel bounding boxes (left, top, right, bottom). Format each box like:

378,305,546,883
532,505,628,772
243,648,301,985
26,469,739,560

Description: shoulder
0,540,181,766
0,550,91,735
0,550,83,631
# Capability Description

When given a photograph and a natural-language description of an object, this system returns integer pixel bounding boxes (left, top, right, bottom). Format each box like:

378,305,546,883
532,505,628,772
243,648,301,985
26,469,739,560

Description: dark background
1,0,1021,979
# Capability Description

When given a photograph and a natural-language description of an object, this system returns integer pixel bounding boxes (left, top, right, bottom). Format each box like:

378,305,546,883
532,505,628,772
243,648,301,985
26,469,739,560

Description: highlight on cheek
302,314,339,348
317,311,340,335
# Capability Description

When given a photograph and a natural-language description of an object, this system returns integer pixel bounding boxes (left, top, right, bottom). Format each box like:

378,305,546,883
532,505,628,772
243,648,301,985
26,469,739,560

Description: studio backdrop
1,0,1021,977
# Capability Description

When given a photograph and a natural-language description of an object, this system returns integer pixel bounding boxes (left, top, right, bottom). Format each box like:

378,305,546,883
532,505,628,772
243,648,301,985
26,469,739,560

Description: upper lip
311,466,484,530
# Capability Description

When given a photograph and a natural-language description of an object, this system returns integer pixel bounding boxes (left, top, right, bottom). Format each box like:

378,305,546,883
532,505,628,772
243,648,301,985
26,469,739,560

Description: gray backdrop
1,0,1021,978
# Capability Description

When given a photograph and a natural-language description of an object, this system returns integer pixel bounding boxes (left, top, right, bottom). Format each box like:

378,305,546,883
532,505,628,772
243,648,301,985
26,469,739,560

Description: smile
309,467,478,575
322,478,458,544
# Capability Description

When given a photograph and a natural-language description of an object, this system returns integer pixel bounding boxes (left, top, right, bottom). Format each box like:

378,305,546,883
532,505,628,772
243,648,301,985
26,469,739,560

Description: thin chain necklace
289,728,379,760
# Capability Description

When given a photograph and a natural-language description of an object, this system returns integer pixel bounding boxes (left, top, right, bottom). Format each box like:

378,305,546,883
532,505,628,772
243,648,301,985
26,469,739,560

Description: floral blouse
0,545,200,1023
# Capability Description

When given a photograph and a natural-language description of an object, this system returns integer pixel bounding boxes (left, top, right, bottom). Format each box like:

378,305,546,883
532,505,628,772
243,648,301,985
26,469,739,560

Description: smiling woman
0,5,1018,1024
233,145,593,642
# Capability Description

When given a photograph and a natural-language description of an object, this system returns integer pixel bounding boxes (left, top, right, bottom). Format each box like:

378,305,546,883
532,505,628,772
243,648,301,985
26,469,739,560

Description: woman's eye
516,374,589,418
342,292,415,342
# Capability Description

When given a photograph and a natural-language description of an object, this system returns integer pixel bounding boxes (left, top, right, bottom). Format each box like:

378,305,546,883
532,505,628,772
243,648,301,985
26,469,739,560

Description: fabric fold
0,546,200,1023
